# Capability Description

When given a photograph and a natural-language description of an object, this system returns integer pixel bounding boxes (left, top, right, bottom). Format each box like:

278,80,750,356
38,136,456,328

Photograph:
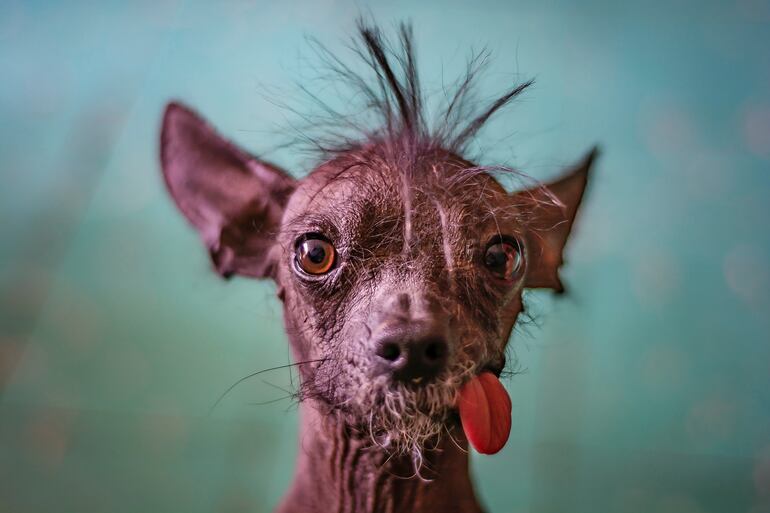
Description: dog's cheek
497,294,523,346
281,286,330,362
450,307,492,364
334,322,376,405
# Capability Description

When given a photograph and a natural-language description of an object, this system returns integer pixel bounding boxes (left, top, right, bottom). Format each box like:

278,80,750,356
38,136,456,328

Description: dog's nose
374,328,449,384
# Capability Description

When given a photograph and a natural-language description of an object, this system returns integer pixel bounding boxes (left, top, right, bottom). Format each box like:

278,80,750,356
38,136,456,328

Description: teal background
1,1,769,512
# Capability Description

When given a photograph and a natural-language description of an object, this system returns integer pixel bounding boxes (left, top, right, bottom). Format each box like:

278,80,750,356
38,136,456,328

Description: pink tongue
457,372,512,454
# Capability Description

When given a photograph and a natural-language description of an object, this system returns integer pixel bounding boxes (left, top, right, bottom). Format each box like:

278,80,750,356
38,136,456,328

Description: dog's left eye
484,238,523,281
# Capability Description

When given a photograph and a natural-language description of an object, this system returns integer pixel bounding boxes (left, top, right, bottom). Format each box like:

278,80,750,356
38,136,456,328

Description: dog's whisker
209,358,327,414
248,395,297,406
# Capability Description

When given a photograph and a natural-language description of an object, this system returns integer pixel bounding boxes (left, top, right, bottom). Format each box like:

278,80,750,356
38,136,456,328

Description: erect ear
160,102,296,279
516,147,598,292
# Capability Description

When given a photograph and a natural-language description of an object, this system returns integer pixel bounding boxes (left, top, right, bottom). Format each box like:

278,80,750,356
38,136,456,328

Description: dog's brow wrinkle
434,199,455,294
401,168,413,254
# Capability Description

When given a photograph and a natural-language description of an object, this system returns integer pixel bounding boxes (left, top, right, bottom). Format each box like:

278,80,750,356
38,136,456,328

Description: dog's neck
275,404,484,513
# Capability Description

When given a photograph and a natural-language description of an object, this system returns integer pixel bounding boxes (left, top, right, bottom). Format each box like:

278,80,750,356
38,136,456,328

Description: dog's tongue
457,372,512,455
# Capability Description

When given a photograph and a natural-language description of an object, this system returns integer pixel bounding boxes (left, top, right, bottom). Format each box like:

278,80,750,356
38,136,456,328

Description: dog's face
161,102,593,455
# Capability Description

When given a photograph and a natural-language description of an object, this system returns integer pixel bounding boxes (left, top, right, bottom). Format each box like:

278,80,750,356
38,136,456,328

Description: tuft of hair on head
282,18,533,167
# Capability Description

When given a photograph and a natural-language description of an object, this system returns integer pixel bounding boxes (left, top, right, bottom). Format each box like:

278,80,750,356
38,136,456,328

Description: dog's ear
160,102,296,279
515,147,597,292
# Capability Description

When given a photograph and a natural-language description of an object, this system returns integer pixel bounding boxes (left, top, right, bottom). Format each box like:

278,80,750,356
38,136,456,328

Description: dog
160,21,595,513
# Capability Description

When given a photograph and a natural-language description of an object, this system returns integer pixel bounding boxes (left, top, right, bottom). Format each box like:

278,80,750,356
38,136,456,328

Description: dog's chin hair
350,359,477,470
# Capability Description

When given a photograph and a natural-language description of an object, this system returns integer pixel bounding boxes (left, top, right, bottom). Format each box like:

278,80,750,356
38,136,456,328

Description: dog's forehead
286,161,392,215
283,155,511,228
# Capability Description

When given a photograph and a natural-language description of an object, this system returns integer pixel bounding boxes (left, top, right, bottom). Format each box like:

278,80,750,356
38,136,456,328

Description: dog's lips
482,363,504,378
456,371,512,455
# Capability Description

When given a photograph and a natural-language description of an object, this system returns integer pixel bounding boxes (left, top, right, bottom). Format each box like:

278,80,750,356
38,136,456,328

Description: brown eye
296,236,336,275
484,238,523,281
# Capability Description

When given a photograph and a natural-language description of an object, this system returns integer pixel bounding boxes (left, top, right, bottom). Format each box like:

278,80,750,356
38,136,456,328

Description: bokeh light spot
24,409,76,470
743,102,770,159
685,393,737,446
724,244,770,310
632,248,681,308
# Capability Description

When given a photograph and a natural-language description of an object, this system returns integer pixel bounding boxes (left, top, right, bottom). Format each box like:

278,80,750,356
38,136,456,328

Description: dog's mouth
429,362,511,455
481,362,505,378
334,358,511,458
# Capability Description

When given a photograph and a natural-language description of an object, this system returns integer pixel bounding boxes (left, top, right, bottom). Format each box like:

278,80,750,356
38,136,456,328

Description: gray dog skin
160,22,595,513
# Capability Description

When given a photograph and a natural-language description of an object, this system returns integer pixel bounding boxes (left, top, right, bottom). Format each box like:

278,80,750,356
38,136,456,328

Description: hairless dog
160,21,596,513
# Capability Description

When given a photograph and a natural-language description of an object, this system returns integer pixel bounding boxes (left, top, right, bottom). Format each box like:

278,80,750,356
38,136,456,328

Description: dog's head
160,23,594,458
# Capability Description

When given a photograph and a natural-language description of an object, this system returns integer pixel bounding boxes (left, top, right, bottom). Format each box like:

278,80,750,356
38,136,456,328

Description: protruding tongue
457,372,512,454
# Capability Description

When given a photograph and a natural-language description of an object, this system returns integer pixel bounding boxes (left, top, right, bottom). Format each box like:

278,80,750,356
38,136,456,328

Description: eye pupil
308,246,326,264
483,239,523,281
485,248,507,268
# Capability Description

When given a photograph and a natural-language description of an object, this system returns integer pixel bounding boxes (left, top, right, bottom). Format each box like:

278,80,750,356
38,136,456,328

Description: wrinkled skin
160,102,595,512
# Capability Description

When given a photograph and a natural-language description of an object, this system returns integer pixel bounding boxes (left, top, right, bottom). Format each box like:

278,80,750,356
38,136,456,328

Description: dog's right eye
295,236,336,275
483,237,523,282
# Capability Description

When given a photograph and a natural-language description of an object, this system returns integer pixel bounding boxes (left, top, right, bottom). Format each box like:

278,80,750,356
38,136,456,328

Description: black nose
374,329,449,384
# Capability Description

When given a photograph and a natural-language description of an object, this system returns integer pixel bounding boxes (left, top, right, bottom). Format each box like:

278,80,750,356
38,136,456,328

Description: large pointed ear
517,147,597,292
160,102,296,279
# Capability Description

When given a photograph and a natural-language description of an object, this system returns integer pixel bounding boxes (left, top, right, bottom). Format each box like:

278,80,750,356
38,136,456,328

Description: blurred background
1,0,769,512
